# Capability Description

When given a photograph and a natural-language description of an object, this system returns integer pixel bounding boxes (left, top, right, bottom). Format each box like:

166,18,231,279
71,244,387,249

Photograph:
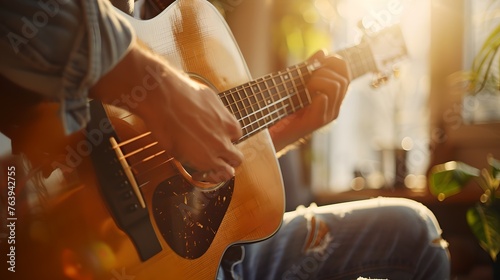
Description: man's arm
0,0,243,183
90,39,243,183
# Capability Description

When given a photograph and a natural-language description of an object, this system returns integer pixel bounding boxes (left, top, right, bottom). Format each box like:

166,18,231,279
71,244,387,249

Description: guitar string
216,34,391,141
219,63,313,137
119,141,159,160
117,72,305,166
121,33,397,172
115,62,315,175
218,62,311,115
216,31,395,128
113,45,381,181
133,158,173,185
113,131,152,147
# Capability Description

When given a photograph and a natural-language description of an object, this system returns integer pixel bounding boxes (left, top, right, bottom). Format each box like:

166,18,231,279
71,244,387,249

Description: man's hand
91,39,243,183
142,72,244,183
269,50,351,153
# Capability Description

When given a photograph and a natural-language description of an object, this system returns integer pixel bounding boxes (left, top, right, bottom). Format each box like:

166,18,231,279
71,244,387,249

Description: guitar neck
337,41,378,80
223,42,377,142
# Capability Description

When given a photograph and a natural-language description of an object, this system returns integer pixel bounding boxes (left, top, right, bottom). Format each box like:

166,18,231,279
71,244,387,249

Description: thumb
307,49,328,63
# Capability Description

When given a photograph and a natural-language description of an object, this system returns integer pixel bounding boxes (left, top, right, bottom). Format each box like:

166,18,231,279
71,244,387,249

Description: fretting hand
269,50,351,152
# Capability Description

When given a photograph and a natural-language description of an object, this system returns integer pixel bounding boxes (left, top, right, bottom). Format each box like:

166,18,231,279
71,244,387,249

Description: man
0,0,450,279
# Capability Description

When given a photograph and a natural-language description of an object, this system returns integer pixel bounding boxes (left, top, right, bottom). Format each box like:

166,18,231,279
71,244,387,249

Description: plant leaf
469,23,500,94
467,203,500,261
488,155,500,180
429,161,480,200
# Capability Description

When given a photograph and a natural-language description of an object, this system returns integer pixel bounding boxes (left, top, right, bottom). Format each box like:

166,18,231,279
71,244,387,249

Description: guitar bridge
87,100,162,261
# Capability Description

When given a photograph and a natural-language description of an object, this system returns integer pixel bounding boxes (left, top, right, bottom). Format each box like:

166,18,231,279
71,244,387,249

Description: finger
227,118,243,142
308,75,344,122
307,49,328,62
219,142,244,168
191,170,210,182
310,67,348,101
320,55,351,82
307,93,329,128
207,158,237,183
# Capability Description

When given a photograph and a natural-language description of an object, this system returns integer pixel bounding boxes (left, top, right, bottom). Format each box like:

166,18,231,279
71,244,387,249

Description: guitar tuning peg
357,20,366,33
392,65,401,78
370,73,389,88
357,20,372,38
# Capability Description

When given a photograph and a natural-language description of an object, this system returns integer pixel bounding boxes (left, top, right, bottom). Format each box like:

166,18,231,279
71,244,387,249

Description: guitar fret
248,84,265,129
288,66,302,112
336,42,377,79
241,85,258,133
221,59,321,142
247,88,259,132
266,75,280,123
235,86,251,136
226,91,240,121
297,63,312,106
264,78,278,123
254,81,271,130
220,93,230,112
282,72,291,115
268,74,280,124
282,66,297,114
272,71,288,117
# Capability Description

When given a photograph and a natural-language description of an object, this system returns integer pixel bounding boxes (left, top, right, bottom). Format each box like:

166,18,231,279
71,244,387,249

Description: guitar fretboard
219,43,378,142
219,62,313,142
337,41,378,80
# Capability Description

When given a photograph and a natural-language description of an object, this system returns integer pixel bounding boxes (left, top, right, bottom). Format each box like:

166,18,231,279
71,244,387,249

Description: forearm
269,112,314,157
89,39,184,118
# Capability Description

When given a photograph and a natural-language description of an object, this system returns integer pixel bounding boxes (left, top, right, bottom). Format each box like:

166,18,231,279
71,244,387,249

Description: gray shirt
0,0,135,133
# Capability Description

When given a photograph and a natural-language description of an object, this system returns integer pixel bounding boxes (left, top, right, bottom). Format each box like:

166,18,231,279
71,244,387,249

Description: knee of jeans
383,198,448,249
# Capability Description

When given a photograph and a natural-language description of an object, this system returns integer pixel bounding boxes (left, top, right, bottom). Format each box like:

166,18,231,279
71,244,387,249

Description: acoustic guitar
0,0,406,279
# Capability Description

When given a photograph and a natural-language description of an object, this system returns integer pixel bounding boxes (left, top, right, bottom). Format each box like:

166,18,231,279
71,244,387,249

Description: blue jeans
218,197,450,280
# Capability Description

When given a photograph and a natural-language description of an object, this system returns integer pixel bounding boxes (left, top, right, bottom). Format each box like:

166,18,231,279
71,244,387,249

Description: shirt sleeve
0,0,136,134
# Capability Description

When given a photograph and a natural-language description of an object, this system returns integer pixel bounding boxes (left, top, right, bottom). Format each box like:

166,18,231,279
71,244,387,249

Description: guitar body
6,1,284,279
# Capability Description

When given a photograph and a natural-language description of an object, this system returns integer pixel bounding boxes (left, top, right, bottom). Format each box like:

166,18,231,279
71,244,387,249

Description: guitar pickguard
152,175,234,259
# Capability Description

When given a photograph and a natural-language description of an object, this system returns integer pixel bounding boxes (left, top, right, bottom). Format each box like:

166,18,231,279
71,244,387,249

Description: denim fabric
218,197,450,280
0,0,134,133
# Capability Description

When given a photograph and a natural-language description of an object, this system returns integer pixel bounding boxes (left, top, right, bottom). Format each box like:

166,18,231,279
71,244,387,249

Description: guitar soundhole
152,175,234,259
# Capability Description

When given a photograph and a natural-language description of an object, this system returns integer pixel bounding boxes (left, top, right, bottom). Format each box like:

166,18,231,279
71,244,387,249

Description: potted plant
429,155,500,275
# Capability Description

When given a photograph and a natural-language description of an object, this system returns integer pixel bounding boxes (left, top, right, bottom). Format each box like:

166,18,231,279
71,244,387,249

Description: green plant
448,1,500,96
429,155,500,261
466,24,500,95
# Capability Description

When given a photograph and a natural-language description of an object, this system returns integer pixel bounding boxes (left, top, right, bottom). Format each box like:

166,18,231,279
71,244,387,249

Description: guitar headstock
336,24,408,87
362,25,408,87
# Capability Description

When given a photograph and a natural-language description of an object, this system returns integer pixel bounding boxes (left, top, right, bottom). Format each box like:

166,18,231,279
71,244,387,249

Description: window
311,0,432,193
